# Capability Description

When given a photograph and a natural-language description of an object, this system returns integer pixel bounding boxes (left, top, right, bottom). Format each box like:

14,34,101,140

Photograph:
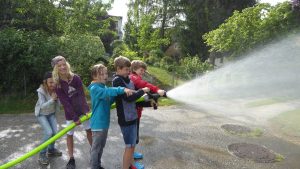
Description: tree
203,2,300,58
123,0,182,56
178,0,256,61
0,0,61,33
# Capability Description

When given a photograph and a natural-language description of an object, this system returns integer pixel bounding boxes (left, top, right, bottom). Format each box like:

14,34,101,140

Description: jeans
90,130,108,169
120,123,137,148
37,113,58,154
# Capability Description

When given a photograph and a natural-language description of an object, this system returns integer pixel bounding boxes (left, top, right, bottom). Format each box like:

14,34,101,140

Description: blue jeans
37,113,58,154
120,123,137,148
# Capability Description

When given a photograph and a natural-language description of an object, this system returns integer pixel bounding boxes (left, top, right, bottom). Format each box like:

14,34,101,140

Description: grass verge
0,95,36,114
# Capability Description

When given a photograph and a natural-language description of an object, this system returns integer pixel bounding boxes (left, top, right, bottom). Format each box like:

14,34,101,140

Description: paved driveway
1,105,300,169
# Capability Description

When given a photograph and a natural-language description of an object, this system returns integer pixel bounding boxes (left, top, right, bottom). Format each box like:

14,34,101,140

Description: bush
58,33,106,85
178,56,213,79
0,28,60,94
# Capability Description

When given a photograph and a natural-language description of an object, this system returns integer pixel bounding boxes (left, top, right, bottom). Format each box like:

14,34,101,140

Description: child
88,64,133,169
112,56,150,169
34,72,62,165
129,60,166,159
51,55,92,169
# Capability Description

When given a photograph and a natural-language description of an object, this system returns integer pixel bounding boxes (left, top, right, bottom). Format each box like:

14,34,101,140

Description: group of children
34,55,166,169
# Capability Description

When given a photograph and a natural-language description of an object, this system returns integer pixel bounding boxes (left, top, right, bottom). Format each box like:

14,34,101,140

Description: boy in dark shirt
112,56,149,169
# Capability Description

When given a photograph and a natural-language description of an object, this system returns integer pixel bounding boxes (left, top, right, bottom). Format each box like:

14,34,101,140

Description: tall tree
203,2,300,58
0,0,61,33
178,0,257,61
124,0,181,55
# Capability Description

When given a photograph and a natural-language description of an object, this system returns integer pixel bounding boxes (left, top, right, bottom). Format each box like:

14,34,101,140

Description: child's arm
112,77,146,102
37,92,56,110
91,86,125,99
130,74,159,92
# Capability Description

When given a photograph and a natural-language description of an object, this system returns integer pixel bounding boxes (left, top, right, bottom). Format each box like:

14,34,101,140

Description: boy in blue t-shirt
88,63,133,169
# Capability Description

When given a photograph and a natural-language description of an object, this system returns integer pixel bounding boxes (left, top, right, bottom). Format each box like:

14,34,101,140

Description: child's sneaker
38,153,49,165
47,148,62,157
134,162,144,169
133,152,143,159
66,158,76,169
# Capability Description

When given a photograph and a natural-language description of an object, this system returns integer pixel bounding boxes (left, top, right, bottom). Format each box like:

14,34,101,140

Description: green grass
275,153,285,162
246,98,283,107
147,66,183,107
147,66,184,89
158,97,179,107
270,109,300,137
225,128,263,137
0,95,36,114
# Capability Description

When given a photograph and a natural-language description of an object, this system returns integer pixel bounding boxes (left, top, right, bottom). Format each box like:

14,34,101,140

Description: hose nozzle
146,92,167,109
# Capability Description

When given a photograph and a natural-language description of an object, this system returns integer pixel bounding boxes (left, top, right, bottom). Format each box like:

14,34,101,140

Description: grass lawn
0,95,36,114
147,66,184,89
246,98,283,107
270,109,300,137
147,66,182,106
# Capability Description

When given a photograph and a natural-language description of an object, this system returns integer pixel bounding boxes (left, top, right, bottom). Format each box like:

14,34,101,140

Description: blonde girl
51,55,92,169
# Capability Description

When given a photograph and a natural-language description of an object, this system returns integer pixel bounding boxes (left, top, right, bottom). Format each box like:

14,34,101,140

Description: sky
107,0,289,28
107,0,129,28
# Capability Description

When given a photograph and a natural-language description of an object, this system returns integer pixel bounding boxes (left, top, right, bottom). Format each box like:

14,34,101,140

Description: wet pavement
1,105,300,169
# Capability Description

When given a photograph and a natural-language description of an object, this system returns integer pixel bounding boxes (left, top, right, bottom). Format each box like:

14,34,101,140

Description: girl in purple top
52,55,92,169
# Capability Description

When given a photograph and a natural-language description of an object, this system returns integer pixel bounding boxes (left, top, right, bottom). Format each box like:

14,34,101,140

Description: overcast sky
107,0,289,28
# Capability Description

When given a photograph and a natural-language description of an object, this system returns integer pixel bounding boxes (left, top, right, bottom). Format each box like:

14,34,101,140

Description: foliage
178,56,213,79
58,33,105,85
124,0,177,55
112,40,139,59
143,49,164,67
123,0,256,63
0,94,36,114
0,0,115,96
0,28,60,94
58,0,117,54
177,0,256,61
0,28,105,94
0,0,62,33
203,2,300,57
147,66,174,89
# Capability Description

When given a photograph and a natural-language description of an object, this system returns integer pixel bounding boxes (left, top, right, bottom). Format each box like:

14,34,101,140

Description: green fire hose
0,97,145,169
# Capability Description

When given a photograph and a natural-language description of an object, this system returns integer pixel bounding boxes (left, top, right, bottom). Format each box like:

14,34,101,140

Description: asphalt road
1,105,300,169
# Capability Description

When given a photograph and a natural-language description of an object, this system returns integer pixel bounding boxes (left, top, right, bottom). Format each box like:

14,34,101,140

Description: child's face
117,67,130,77
57,60,68,76
46,78,55,90
96,68,108,83
135,67,146,76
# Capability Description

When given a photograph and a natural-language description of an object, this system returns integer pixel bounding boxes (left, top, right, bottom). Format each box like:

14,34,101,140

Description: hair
131,60,147,72
91,64,107,79
41,72,52,94
52,60,74,86
114,56,131,70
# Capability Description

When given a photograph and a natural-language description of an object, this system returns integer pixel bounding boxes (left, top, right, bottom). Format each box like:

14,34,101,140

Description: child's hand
75,120,81,125
142,87,150,93
124,88,134,96
157,89,166,96
51,93,57,101
151,99,158,108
